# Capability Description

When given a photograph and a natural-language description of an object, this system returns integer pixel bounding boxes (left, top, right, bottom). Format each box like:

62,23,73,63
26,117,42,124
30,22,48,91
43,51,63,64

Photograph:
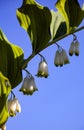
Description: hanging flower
36,60,49,78
0,124,6,130
7,97,21,117
69,41,75,56
54,50,61,67
19,76,38,95
36,53,49,78
62,49,70,64
54,47,69,67
69,35,80,56
15,98,21,113
74,40,79,56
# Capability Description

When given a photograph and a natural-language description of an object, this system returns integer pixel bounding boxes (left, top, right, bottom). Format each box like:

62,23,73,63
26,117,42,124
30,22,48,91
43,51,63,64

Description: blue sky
0,0,84,130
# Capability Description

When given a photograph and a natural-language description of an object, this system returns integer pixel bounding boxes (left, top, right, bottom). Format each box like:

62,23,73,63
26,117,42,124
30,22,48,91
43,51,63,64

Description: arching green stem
22,26,84,69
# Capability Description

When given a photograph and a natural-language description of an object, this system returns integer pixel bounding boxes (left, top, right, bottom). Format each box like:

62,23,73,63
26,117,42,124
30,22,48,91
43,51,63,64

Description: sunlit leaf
16,0,51,53
82,4,84,10
0,29,24,126
0,72,11,127
0,29,24,88
56,0,84,33
50,10,67,40
82,4,84,16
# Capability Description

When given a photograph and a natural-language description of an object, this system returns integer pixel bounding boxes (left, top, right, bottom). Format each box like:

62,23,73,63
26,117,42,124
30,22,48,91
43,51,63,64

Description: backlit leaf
50,10,67,40
82,4,84,10
56,0,84,33
0,29,24,88
16,0,51,53
0,72,11,127
0,29,24,126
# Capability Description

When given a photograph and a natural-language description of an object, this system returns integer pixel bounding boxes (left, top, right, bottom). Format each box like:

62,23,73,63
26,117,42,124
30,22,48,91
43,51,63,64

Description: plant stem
54,42,60,47
22,26,84,69
22,52,36,69
11,91,15,98
47,26,84,47
38,53,45,61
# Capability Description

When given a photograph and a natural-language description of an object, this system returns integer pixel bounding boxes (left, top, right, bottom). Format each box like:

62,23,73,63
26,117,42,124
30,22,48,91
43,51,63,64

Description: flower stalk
22,26,84,69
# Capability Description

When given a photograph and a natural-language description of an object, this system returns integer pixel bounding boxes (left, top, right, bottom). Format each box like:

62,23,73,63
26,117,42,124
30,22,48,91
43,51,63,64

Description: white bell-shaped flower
74,40,79,56
69,35,80,56
69,41,75,56
59,51,64,67
19,77,28,93
7,99,16,116
19,76,38,95
54,48,69,67
61,49,70,64
14,98,21,113
54,50,61,67
36,60,49,78
54,47,64,67
0,124,6,130
7,98,21,117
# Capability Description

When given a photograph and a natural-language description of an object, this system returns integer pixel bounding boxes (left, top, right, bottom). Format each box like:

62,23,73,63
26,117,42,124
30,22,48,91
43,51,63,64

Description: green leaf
56,0,84,33
50,10,67,40
82,4,84,16
0,29,24,88
82,4,84,10
0,29,24,126
0,72,11,127
16,0,51,53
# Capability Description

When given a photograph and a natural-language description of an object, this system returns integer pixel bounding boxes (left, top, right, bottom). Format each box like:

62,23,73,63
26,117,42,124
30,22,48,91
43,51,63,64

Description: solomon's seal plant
0,0,84,129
